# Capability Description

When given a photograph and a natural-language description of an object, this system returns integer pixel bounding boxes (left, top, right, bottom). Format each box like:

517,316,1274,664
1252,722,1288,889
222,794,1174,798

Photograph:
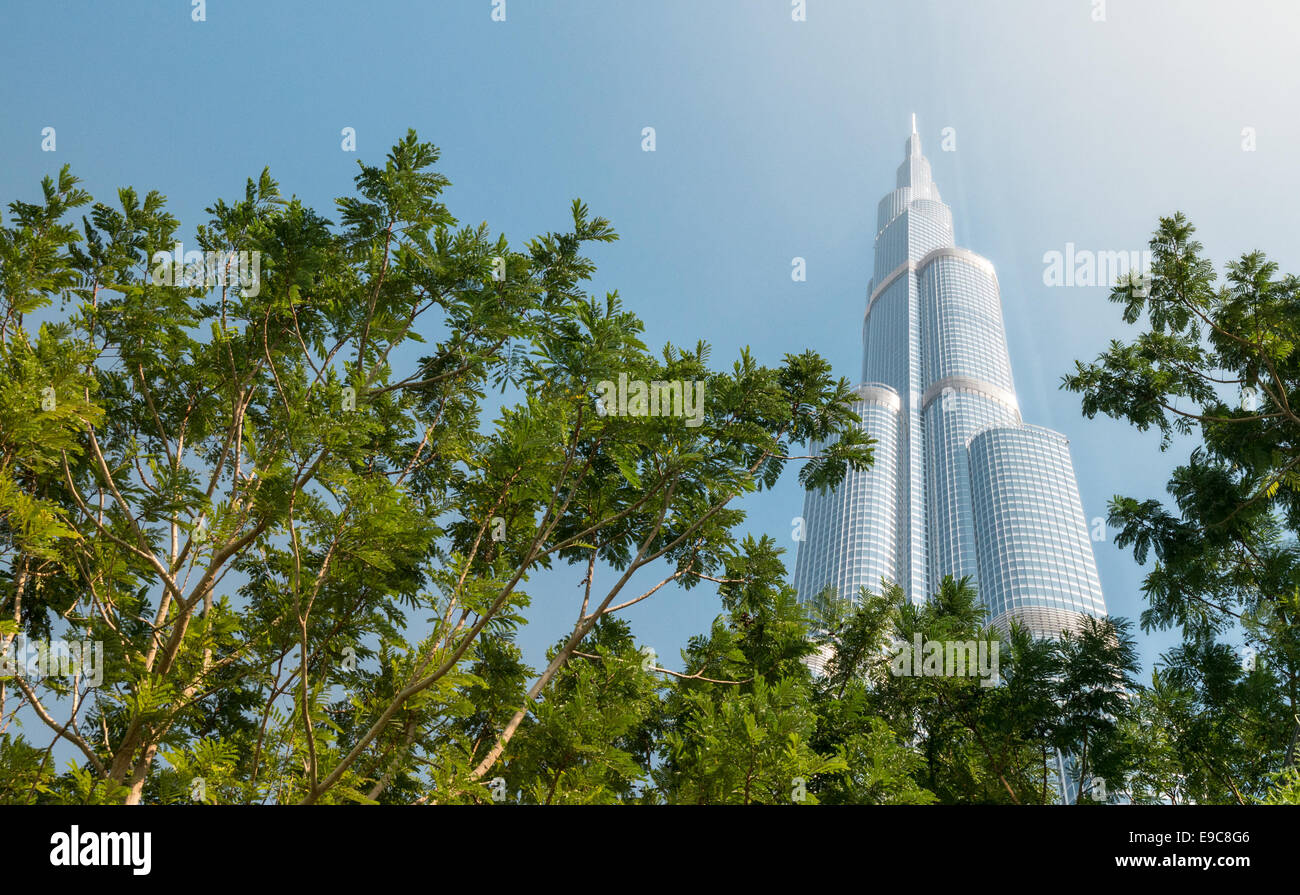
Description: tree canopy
1065,213,1300,803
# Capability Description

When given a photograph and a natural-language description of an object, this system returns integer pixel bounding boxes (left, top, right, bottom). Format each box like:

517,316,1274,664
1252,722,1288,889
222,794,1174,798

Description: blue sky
4,0,1299,679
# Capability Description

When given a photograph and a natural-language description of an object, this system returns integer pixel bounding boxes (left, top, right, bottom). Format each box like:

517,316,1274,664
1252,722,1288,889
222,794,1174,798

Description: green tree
500,618,660,805
806,587,935,805
810,577,1139,805
652,537,847,804
1065,212,1300,802
0,131,871,804
1053,616,1141,803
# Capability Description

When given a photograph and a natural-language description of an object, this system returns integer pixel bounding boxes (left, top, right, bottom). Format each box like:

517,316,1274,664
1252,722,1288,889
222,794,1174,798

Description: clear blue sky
4,0,1298,679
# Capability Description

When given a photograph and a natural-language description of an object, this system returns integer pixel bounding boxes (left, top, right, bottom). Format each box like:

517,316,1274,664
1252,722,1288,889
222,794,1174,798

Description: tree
807,577,1140,805
1053,616,1140,803
0,131,872,804
497,618,660,805
651,536,847,804
805,585,935,805
1065,212,1300,802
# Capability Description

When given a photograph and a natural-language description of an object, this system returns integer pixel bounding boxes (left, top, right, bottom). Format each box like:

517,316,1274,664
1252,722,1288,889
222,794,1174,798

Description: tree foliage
0,132,874,804
1065,213,1300,803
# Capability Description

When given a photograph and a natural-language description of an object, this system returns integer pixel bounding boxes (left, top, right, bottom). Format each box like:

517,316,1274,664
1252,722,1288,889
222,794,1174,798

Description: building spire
905,114,922,160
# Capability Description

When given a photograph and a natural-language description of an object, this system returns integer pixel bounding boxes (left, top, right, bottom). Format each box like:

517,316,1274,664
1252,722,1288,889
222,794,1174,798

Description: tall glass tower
791,119,1107,638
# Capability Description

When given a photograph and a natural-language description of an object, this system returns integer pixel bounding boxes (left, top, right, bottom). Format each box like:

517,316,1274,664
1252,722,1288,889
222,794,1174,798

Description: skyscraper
792,119,1107,639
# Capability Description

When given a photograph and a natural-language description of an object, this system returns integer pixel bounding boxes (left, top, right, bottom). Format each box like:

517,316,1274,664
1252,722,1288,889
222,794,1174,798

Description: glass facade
792,384,901,607
968,425,1106,637
792,124,1107,640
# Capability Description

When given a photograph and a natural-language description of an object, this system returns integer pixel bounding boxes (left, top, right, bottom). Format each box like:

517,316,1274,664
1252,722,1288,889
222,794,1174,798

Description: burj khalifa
791,119,1107,638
